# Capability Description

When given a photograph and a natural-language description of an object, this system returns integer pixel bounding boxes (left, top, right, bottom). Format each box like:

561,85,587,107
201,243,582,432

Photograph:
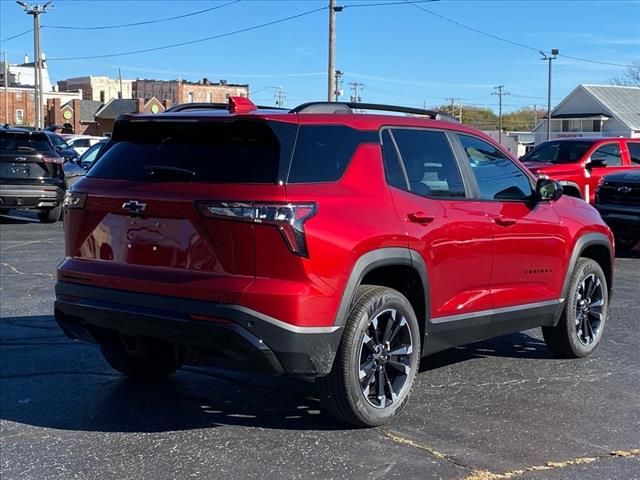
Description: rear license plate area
9,164,30,177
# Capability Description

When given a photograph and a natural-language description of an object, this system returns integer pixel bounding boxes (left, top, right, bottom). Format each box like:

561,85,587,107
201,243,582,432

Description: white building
534,84,640,145
484,130,535,158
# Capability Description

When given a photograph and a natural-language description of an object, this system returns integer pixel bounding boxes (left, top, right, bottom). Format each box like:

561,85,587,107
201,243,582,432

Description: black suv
0,127,66,222
596,171,640,250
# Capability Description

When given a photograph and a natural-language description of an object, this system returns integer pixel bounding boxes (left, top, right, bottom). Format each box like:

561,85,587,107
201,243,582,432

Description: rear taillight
196,201,317,257
43,155,64,165
63,191,87,209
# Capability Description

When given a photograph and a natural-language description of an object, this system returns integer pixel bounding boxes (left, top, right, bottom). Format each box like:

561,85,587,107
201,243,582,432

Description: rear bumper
596,204,640,236
54,281,342,377
0,184,64,209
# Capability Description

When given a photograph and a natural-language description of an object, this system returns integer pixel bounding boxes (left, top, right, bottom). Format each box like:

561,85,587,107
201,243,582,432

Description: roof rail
290,102,458,122
165,102,289,113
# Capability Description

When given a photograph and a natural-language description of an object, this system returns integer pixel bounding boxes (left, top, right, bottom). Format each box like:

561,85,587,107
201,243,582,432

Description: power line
43,0,240,30
0,29,33,43
403,0,636,68
342,0,438,8
47,6,328,61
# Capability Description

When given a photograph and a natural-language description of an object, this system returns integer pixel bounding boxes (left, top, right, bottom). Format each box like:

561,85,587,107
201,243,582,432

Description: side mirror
536,178,563,202
587,157,607,168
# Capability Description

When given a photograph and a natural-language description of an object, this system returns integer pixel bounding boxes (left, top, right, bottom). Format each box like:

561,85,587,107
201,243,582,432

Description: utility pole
17,1,52,130
533,104,537,130
349,82,364,103
445,97,460,118
327,0,343,101
492,85,510,144
118,67,123,99
540,49,558,141
458,104,463,123
3,52,9,125
334,69,343,101
274,87,286,107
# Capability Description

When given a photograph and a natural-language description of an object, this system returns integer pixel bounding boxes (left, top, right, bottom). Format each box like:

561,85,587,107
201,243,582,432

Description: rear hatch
0,131,63,184
61,115,298,302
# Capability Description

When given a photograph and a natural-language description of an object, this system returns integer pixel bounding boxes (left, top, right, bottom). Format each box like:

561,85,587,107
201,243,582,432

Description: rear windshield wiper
144,165,196,179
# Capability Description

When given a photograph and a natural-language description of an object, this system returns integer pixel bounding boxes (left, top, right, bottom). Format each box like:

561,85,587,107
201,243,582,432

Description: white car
64,135,105,156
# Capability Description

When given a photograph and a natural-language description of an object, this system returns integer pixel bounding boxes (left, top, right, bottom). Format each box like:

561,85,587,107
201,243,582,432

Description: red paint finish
524,138,640,204
59,107,614,333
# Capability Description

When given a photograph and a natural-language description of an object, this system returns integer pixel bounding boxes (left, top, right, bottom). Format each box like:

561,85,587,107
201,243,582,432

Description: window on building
99,90,106,103
561,120,570,132
593,120,602,132
15,92,22,101
15,109,24,125
207,92,212,103
459,134,533,201
187,91,194,103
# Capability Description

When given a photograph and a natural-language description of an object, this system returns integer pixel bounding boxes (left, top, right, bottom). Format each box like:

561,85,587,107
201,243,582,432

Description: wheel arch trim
561,232,613,302
333,247,430,329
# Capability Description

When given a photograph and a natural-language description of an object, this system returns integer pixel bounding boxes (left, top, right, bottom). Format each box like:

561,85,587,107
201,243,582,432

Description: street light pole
16,1,52,130
540,48,558,142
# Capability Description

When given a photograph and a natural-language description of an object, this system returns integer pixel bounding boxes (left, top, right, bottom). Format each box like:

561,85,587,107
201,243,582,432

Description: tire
320,286,421,427
101,338,181,380
37,205,62,223
542,258,608,358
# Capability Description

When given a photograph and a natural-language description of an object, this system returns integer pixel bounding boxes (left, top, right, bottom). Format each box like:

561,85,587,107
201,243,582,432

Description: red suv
55,98,614,426
521,137,640,204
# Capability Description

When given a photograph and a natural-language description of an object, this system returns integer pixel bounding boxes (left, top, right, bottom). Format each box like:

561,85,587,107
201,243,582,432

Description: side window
288,126,372,183
628,143,640,165
459,135,533,201
380,129,407,189
592,143,622,166
390,129,466,198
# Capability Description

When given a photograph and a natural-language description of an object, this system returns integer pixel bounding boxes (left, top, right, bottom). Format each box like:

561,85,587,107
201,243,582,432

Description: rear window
0,132,53,152
88,120,295,183
523,140,594,164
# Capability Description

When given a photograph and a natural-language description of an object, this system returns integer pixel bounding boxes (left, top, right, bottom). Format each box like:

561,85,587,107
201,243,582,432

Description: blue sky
1,0,639,112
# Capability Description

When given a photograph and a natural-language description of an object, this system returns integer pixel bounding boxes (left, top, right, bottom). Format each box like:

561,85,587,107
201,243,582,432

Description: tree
610,61,640,87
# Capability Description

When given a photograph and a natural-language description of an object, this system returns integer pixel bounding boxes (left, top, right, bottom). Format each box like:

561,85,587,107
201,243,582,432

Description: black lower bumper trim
54,282,342,376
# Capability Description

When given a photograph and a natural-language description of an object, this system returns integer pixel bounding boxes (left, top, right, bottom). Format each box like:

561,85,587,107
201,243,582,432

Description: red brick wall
0,90,36,126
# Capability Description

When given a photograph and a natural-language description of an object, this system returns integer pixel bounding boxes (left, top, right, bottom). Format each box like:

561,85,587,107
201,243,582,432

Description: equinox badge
122,200,147,214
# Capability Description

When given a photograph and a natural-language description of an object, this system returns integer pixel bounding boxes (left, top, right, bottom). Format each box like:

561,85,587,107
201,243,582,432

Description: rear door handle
407,212,435,224
494,216,517,227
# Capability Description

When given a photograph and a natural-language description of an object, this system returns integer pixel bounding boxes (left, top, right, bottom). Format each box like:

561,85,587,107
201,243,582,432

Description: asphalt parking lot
1,211,639,480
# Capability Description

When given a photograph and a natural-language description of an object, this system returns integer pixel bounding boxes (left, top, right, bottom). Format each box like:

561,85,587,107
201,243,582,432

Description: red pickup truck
522,137,640,204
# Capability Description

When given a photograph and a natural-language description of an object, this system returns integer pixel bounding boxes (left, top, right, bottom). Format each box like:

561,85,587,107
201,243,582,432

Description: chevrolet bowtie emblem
617,186,632,193
122,200,147,214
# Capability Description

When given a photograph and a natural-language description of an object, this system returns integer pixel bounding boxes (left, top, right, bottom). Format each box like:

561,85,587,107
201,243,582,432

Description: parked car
521,137,640,204
595,171,640,250
64,135,105,156
55,98,614,426
78,139,109,170
0,127,66,222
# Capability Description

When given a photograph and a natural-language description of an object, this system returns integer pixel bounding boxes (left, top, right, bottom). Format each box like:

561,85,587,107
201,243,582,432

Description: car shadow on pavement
0,315,346,433
420,332,552,372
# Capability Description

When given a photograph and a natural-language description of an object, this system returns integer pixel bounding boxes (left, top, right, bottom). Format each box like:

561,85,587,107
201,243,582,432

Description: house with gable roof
534,84,640,145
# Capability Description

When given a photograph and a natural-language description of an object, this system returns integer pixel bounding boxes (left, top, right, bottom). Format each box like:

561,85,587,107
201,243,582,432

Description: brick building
0,89,36,126
133,78,249,105
92,97,171,136
58,76,134,103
